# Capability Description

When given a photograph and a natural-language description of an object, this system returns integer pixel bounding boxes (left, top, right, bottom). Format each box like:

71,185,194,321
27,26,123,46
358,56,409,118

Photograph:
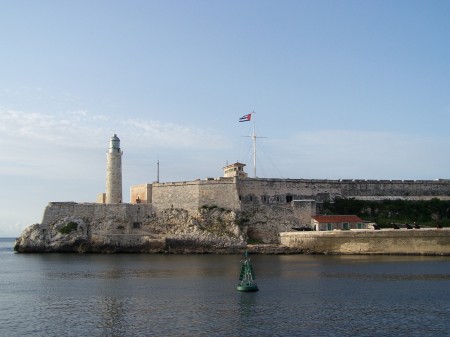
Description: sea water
1,237,450,336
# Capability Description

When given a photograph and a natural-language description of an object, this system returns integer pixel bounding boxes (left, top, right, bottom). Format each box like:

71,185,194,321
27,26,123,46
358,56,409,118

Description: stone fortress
14,134,450,254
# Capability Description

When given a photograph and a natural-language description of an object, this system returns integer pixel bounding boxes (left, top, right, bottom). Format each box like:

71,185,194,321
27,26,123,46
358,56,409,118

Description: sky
1,0,450,236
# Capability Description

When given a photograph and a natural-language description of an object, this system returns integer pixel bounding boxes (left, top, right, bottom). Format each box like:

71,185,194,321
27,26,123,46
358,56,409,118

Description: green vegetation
247,238,264,244
59,221,78,234
200,205,228,212
200,205,218,211
238,218,250,227
322,198,450,227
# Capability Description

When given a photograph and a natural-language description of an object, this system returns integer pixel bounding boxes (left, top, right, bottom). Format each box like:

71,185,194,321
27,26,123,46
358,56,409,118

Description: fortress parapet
150,177,241,212
236,178,450,209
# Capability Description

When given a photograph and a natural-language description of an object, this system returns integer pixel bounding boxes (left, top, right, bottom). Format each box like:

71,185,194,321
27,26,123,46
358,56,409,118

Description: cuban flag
239,113,252,122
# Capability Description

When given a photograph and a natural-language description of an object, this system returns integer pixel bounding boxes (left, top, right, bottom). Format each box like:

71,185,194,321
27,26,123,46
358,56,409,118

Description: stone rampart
237,178,450,206
279,229,450,255
151,178,240,213
151,181,200,212
42,202,154,234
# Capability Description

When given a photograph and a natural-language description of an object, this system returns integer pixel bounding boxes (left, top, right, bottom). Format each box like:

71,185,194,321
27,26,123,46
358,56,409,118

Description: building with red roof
312,215,366,231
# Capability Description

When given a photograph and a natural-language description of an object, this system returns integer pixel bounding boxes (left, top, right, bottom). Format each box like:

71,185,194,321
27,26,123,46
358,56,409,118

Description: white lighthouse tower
106,134,123,204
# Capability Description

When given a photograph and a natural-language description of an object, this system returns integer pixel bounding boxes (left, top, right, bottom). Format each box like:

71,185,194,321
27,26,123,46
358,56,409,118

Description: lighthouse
106,134,123,204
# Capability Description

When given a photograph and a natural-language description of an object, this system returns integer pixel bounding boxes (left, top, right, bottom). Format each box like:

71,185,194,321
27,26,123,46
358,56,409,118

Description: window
286,195,293,203
327,223,333,231
357,223,363,229
343,223,349,230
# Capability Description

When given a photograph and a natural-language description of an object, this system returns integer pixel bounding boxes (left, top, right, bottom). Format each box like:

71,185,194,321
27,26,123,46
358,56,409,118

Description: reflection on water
99,297,127,336
322,272,450,281
1,239,450,336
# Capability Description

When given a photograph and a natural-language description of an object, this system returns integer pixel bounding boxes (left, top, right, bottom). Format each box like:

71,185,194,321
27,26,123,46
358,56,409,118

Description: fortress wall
292,200,316,226
151,181,201,212
243,204,299,243
151,178,241,212
197,178,241,210
237,178,450,205
42,202,154,229
341,179,450,198
279,229,450,255
238,178,343,204
348,196,450,201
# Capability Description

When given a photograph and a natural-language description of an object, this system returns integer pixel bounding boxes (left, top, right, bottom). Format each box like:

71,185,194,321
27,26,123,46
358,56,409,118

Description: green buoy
236,251,259,292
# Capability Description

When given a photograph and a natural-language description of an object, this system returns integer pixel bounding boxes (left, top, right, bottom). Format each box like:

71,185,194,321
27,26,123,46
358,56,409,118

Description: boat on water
236,251,259,292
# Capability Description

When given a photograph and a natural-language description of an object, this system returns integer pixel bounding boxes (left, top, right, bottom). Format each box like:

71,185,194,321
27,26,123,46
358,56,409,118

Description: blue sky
1,0,450,236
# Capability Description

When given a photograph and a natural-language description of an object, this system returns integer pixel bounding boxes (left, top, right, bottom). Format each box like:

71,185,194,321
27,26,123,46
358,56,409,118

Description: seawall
279,229,450,255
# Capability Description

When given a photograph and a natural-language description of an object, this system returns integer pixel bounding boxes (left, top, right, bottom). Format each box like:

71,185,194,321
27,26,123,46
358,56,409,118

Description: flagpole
240,111,266,179
252,121,256,178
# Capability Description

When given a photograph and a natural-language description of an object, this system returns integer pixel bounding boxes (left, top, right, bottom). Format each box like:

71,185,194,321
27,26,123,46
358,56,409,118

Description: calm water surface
1,238,450,336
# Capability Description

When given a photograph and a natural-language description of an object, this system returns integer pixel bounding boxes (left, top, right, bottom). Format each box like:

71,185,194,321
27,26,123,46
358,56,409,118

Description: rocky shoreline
13,225,304,254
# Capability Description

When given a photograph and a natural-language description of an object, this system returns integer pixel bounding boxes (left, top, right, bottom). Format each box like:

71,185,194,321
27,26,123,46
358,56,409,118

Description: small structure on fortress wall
130,184,152,204
96,193,106,204
223,162,248,178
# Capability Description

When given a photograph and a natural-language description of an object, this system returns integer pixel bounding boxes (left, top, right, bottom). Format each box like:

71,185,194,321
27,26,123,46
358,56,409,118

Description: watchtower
106,134,123,203
223,162,247,178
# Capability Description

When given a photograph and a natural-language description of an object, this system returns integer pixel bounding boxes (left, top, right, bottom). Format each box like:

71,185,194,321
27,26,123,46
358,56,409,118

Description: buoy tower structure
106,134,123,204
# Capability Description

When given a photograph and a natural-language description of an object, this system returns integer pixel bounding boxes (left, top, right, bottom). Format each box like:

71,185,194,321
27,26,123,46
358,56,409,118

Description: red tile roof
312,215,363,223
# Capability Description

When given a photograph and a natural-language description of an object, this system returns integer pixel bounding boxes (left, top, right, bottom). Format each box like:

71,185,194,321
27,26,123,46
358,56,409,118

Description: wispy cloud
0,108,228,179
123,118,226,149
0,108,226,148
